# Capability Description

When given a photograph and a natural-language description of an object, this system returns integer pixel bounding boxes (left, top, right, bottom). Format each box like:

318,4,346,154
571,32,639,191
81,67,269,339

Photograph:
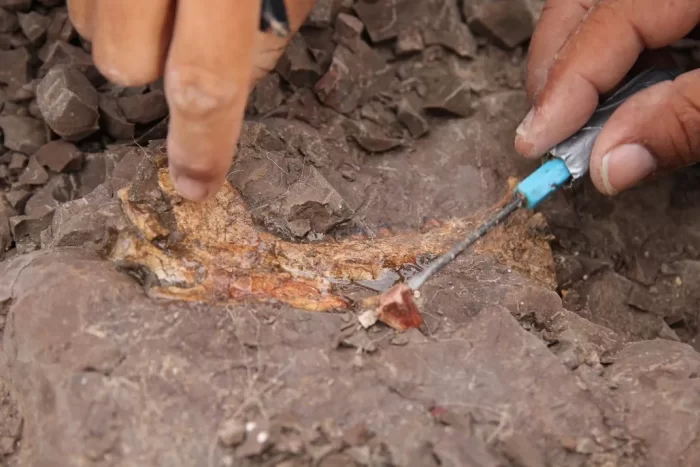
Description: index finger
515,0,700,159
165,0,260,202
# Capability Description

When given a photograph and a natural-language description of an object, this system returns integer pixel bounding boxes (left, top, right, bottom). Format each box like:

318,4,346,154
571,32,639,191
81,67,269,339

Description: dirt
2,1,700,466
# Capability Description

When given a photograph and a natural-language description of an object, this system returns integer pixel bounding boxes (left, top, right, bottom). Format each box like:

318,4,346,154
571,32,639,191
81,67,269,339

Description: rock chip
17,155,48,185
334,12,363,43
97,94,135,140
40,183,122,251
422,2,477,58
0,47,31,86
302,27,336,70
5,188,30,212
27,99,41,118
39,41,99,83
0,0,31,11
37,65,100,140
396,96,429,138
0,194,16,258
78,148,131,197
423,78,473,117
305,0,339,28
314,41,388,114
466,0,534,49
230,145,354,239
5,30,29,48
7,152,26,172
117,90,168,124
218,419,246,447
34,140,84,172
353,0,400,42
0,8,18,33
9,211,52,253
6,78,37,102
18,11,50,44
396,27,424,55
46,7,75,43
249,73,285,115
314,45,363,114
24,178,64,218
275,33,321,88
0,115,47,154
349,120,404,153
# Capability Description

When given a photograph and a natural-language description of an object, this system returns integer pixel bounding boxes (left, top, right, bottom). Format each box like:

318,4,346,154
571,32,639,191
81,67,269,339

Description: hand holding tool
374,68,680,327
515,67,680,210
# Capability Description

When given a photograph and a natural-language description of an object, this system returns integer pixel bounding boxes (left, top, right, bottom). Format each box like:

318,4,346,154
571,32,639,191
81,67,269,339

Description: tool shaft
407,196,524,291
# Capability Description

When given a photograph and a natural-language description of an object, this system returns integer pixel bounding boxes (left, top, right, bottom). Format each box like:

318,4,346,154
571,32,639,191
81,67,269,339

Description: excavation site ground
2,1,700,466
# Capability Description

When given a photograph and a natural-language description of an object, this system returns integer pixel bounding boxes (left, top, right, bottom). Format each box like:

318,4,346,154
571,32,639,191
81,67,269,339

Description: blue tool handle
516,68,680,209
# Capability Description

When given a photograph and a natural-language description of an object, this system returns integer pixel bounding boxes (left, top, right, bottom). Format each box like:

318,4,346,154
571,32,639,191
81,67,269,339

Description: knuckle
165,67,239,118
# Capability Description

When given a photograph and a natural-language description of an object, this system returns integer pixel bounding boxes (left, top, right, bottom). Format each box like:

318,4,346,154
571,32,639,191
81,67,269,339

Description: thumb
589,69,700,195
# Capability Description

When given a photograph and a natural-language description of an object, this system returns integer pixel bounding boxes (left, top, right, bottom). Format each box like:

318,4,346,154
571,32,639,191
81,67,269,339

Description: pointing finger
590,69,700,195
165,0,260,202
515,0,700,159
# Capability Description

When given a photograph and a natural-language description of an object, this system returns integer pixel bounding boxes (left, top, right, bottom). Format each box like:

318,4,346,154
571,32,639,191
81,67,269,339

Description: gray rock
0,0,32,11
117,90,168,125
0,47,31,86
18,11,50,44
0,8,18,33
39,41,99,84
98,94,134,140
36,65,99,141
34,139,84,172
0,194,16,258
17,155,48,186
466,0,535,49
0,115,47,154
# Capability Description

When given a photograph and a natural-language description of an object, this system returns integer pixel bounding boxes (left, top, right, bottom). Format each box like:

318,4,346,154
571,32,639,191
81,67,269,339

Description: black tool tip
260,0,291,37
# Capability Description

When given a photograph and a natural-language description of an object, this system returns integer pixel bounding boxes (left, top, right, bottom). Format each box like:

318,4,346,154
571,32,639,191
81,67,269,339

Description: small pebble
218,419,246,447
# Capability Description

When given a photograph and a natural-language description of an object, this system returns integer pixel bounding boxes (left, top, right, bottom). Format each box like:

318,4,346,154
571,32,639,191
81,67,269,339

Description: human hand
515,0,700,195
67,0,315,201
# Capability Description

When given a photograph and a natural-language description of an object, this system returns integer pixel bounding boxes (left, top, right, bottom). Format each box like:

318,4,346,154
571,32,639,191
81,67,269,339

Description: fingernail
173,173,211,201
516,108,535,139
600,144,657,195
515,107,544,158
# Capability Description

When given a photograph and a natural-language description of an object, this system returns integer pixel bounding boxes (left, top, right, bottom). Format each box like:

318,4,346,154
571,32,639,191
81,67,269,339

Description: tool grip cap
516,158,572,209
